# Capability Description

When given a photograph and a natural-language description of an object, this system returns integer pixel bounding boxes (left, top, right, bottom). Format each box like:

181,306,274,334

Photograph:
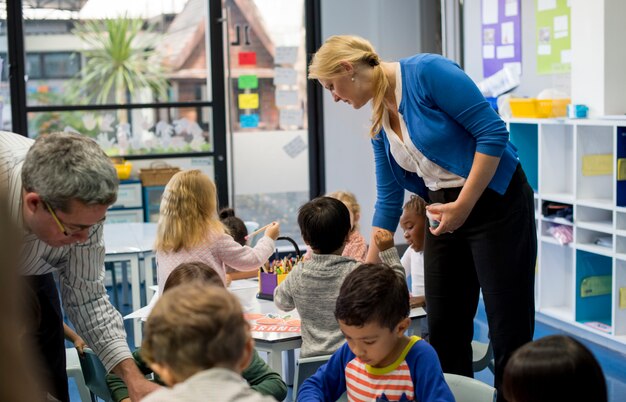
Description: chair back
471,340,494,373
79,348,113,402
293,354,332,398
444,373,496,402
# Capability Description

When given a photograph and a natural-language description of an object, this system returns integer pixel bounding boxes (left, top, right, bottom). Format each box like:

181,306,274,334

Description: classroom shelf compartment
143,185,166,223
614,260,626,337
540,124,574,199
575,205,613,234
576,250,613,333
538,241,574,321
576,125,614,205
510,123,538,192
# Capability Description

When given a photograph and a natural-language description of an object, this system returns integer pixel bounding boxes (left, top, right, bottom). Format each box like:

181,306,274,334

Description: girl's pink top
156,233,275,294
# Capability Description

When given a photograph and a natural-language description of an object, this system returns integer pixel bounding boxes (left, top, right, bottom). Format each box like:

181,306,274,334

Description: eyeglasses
44,201,104,236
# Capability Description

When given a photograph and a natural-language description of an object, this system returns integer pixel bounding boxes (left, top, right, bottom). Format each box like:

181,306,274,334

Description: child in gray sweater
274,196,404,357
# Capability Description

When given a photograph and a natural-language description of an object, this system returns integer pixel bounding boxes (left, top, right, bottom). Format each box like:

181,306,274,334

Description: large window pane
19,0,217,158
28,105,213,156
225,0,309,244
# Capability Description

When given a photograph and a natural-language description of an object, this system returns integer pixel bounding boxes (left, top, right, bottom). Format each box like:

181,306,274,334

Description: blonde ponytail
309,35,389,137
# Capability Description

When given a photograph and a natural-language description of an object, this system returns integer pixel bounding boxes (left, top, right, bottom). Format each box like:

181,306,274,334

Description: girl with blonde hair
309,35,536,402
154,170,280,293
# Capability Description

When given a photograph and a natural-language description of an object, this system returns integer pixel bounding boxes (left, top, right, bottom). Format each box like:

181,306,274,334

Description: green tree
68,16,169,118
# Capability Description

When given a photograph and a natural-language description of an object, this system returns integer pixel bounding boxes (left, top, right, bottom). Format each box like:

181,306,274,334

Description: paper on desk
124,293,159,322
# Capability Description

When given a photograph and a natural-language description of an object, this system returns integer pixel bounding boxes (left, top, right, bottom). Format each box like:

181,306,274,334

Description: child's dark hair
163,261,224,292
403,195,427,217
298,197,351,254
503,335,607,402
219,207,248,246
335,263,409,331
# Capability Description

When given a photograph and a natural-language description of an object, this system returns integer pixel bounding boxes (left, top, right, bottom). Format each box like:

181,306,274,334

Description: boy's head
335,264,411,368
400,195,427,252
163,261,223,292
503,335,607,402
219,208,248,246
142,284,253,386
298,196,351,254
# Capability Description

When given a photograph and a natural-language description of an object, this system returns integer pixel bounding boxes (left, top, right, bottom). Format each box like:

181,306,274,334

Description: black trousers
26,273,69,402
424,164,536,402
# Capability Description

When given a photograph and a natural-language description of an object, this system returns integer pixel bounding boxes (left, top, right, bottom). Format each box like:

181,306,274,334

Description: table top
103,222,157,255
125,278,427,345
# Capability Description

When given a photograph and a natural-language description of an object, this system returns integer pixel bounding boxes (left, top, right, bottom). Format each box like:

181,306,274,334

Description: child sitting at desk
303,190,368,262
274,197,403,358
154,169,280,294
400,194,428,310
297,243,454,402
141,283,277,402
105,261,287,402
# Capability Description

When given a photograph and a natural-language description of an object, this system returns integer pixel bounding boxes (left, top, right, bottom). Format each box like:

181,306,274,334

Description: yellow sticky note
620,287,626,309
238,93,259,109
618,158,626,181
582,154,612,176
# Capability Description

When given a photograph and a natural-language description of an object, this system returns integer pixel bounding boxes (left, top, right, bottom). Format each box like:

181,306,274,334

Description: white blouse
383,63,466,191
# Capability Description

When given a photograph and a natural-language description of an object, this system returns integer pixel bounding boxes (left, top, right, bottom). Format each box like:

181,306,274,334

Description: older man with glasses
0,132,158,401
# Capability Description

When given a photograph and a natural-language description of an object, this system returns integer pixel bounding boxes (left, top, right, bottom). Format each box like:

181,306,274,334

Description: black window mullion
208,0,228,208
7,0,27,135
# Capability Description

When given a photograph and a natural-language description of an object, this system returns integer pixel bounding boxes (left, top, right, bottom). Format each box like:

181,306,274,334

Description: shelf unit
508,117,626,349
107,180,144,223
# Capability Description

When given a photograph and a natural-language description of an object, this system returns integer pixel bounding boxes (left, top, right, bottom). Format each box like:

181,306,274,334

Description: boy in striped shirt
297,233,454,402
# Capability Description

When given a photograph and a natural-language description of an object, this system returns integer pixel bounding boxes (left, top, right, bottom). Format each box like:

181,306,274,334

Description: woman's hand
427,200,473,236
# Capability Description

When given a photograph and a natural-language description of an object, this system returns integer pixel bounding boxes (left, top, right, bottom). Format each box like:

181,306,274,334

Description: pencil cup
426,203,442,228
257,271,288,301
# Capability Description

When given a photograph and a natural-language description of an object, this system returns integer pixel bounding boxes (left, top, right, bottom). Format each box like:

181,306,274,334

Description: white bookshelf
508,117,626,348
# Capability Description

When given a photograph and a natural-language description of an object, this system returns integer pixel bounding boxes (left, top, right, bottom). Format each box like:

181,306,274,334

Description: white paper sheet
497,45,515,59
275,46,298,64
554,15,568,33
504,0,518,16
482,0,498,24
501,21,515,45
537,0,556,11
538,44,552,55
275,90,299,107
274,67,298,86
561,49,572,64
483,45,495,59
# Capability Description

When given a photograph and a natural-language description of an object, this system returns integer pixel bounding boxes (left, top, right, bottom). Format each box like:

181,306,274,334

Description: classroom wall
320,0,426,243
463,0,571,97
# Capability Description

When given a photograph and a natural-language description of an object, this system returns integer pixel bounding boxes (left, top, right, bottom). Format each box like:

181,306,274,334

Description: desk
229,279,427,382
103,222,157,346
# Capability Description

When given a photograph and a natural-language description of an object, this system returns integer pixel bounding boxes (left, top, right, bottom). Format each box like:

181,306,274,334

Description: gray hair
22,132,118,211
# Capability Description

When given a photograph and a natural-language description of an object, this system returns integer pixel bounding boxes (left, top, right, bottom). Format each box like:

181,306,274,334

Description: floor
68,283,626,402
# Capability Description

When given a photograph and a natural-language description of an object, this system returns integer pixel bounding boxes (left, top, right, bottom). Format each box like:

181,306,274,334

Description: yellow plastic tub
510,98,570,118
113,161,133,180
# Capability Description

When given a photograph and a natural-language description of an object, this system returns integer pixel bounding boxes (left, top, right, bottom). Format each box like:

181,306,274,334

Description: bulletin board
536,0,571,74
481,0,522,78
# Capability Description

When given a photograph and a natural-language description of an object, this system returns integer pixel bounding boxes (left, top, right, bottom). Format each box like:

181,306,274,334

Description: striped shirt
0,131,131,372
296,335,454,402
345,337,418,402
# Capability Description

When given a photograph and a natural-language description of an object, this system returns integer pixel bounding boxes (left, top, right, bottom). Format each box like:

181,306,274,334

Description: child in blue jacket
297,231,454,402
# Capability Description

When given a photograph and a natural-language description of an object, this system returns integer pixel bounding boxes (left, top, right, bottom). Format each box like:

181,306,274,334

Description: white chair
472,340,494,373
444,373,496,402
65,348,91,402
293,354,332,398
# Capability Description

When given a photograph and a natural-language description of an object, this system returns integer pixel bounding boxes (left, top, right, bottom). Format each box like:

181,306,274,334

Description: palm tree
68,16,169,120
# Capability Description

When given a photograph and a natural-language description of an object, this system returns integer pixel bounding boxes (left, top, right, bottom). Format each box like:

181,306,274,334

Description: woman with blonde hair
309,35,536,401
154,169,280,293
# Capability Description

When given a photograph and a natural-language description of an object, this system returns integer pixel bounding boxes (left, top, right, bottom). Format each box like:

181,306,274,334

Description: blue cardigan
372,54,519,231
